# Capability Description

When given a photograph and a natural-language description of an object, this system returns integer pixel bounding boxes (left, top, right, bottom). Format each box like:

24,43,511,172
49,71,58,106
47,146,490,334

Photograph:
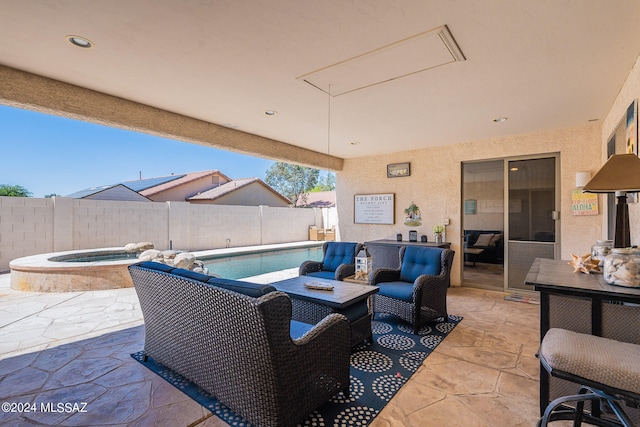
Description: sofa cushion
171,267,212,283
138,261,175,273
399,246,442,283
290,320,314,339
377,281,415,302
306,270,337,280
474,233,495,247
207,277,276,297
489,233,503,246
322,242,357,272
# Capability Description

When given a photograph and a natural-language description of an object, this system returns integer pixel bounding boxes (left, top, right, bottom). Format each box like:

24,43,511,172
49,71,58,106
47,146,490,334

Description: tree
0,184,32,197
265,162,320,206
311,172,336,192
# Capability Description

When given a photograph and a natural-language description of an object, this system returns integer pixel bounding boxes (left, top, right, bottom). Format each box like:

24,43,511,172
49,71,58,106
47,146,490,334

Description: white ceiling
1,0,640,160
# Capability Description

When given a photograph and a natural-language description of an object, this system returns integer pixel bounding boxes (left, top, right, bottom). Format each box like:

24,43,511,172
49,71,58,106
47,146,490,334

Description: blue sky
0,105,276,198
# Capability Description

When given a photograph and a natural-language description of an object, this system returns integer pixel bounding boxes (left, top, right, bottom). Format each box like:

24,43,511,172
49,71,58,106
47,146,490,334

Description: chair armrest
335,263,355,281
292,313,350,347
299,260,323,276
413,272,450,301
371,267,401,285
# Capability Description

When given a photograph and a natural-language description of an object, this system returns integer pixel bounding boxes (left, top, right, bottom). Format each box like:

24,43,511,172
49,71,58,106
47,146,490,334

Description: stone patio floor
0,270,549,426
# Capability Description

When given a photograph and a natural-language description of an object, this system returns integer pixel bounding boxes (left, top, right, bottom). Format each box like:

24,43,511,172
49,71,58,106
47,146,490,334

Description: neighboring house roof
137,170,232,197
66,184,151,201
122,174,186,192
188,178,291,204
67,170,289,204
296,191,336,208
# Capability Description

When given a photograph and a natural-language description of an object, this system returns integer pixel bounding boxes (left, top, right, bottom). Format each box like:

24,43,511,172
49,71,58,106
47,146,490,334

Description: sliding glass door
461,154,559,292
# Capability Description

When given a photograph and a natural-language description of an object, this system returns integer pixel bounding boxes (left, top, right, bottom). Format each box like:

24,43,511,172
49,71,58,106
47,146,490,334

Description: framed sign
387,162,410,178
354,193,395,224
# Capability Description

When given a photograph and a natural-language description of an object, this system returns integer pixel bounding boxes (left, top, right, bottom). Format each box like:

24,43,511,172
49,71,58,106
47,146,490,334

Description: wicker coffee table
271,276,379,346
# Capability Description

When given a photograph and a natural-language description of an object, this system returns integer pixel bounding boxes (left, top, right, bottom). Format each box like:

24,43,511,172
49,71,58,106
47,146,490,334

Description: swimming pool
201,246,324,279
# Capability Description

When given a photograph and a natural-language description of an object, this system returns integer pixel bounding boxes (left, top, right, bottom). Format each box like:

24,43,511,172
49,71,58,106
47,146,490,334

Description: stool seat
540,328,640,395
538,328,640,427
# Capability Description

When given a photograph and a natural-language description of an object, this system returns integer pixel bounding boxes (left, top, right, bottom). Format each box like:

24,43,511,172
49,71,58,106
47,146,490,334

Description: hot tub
9,248,140,292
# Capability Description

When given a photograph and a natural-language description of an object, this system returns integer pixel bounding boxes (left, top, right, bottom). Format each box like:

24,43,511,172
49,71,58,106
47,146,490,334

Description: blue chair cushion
290,320,314,339
306,270,337,280
399,246,442,283
322,242,357,272
377,281,415,302
207,277,276,298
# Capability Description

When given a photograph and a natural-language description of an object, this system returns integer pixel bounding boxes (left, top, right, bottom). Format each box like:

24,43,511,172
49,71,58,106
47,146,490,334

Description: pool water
201,246,324,279
53,252,139,262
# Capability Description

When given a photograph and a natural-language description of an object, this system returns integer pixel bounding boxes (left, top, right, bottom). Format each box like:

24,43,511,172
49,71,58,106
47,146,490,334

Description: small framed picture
387,162,410,178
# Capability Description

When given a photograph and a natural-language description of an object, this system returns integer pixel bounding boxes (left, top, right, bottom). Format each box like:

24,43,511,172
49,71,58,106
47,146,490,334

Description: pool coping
192,240,324,259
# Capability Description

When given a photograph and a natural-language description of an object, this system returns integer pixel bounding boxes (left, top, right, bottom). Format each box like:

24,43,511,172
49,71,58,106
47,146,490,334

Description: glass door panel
507,156,558,291
461,160,505,290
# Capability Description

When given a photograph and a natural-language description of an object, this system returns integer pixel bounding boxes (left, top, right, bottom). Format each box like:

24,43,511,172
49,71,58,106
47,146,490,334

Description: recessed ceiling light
493,117,508,123
66,35,94,49
510,167,519,171
265,110,277,116
350,141,360,145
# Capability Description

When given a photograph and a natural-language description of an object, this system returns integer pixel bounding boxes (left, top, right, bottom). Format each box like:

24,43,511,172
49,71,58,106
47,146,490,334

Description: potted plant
433,224,444,244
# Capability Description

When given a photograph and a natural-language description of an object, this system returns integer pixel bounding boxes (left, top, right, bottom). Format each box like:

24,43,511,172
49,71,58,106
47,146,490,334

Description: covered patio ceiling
1,1,640,166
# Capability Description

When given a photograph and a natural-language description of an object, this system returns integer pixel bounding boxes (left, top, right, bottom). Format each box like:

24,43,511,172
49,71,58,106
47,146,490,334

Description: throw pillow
474,233,494,247
489,233,503,246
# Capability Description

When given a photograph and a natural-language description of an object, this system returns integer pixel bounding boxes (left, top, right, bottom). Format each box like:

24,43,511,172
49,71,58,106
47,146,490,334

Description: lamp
582,154,640,248
575,171,591,188
355,245,372,281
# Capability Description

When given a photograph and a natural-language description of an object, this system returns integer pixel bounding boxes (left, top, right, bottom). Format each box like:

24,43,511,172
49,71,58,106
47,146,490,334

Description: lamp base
614,192,630,248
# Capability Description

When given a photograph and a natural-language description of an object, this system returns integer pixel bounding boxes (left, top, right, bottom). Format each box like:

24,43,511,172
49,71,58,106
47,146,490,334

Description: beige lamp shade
582,154,640,193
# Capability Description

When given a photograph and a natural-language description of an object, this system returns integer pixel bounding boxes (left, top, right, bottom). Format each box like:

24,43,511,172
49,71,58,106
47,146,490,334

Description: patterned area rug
131,313,461,426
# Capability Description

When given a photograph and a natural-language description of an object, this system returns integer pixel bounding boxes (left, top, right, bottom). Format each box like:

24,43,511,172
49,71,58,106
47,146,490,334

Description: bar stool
538,328,640,427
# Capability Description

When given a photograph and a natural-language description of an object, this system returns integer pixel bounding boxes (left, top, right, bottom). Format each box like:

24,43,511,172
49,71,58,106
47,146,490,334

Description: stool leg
606,398,635,427
539,391,601,427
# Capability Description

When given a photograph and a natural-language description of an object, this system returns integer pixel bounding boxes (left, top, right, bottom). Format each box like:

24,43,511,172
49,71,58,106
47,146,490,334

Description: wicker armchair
371,246,455,333
130,263,351,427
299,241,362,281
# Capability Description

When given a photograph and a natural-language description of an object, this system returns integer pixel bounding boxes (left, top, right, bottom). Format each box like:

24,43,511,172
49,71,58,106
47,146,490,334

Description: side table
343,275,370,285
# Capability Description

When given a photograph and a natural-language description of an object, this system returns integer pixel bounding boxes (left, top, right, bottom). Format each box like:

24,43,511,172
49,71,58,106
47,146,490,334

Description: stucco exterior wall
336,123,603,286
602,53,640,244
192,182,290,207
147,174,230,202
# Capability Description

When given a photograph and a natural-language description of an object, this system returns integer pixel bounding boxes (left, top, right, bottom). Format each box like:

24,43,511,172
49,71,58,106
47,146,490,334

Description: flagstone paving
0,271,549,426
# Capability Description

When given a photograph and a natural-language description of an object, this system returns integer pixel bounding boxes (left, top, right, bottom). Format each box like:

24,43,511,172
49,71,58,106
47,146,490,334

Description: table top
525,258,640,300
271,276,379,309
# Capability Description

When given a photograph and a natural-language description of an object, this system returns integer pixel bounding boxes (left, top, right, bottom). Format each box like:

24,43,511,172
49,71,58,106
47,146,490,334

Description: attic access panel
298,25,465,96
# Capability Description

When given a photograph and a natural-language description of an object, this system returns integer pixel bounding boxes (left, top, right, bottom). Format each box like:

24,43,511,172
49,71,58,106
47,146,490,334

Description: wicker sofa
129,261,351,427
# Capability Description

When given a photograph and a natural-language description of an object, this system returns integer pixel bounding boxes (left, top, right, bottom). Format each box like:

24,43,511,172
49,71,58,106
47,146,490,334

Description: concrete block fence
0,196,332,271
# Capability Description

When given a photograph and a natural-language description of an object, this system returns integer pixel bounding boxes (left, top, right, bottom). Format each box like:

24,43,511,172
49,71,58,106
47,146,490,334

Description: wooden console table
525,258,640,420
364,239,451,270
